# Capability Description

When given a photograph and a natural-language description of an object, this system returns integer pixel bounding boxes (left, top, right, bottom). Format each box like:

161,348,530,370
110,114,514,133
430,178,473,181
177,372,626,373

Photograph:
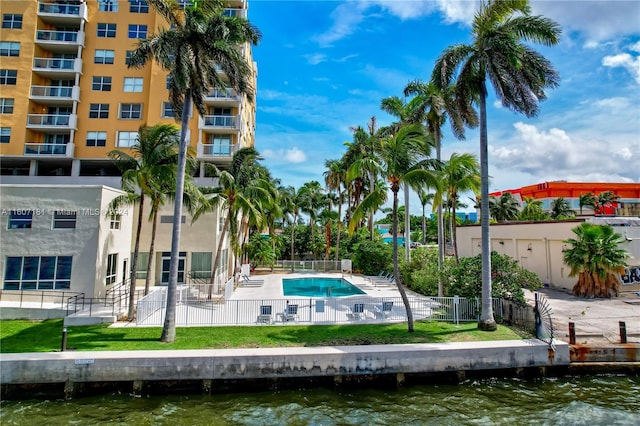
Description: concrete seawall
1,340,569,397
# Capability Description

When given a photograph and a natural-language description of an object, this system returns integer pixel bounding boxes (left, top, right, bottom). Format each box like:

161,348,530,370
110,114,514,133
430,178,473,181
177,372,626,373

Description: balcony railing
30,85,79,102
24,143,74,157
197,143,239,158
26,114,77,129
203,115,239,129
36,30,79,42
38,2,86,20
206,88,238,99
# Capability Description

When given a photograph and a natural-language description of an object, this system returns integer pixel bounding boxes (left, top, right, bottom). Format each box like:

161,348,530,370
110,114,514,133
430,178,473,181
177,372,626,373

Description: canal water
2,375,639,425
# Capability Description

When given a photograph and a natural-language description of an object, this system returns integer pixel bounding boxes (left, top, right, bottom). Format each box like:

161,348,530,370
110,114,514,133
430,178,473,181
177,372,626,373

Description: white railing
206,88,237,99
24,143,74,157
38,2,83,18
33,57,81,73
197,143,238,157
26,114,76,128
35,30,80,43
203,115,238,128
30,85,76,99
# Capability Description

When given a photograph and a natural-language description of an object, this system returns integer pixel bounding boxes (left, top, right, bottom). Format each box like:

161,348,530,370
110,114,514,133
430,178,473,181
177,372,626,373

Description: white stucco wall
0,185,133,297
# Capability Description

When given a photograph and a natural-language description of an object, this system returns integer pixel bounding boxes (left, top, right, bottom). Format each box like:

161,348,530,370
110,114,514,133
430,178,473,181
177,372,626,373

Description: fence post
568,322,576,345
619,321,627,344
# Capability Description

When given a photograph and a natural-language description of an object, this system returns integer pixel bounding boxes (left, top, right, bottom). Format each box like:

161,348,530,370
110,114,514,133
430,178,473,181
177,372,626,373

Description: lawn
0,319,526,353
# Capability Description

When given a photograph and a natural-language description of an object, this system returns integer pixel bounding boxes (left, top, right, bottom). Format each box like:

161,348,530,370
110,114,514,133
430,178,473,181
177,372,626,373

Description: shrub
400,246,454,296
351,239,393,276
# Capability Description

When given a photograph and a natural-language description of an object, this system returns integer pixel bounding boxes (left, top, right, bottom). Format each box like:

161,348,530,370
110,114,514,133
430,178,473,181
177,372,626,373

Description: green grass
0,320,526,353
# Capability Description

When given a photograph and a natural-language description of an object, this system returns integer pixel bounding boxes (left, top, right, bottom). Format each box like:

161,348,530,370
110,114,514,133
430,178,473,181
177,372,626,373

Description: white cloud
602,52,640,84
304,53,327,65
314,2,369,47
261,147,307,164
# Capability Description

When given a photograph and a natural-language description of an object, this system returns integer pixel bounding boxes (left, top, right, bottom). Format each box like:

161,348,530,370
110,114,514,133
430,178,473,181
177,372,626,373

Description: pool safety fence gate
136,291,503,326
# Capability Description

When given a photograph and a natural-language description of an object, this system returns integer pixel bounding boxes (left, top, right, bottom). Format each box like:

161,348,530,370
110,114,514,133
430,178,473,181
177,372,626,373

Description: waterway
2,375,638,425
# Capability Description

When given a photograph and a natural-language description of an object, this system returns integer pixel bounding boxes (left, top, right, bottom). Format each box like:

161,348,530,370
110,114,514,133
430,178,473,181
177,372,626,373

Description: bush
351,239,393,276
399,246,454,296
444,252,541,303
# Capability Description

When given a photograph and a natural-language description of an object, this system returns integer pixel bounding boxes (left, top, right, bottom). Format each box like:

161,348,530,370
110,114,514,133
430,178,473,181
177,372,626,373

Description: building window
125,50,134,65
86,131,107,147
178,0,193,9
218,216,225,232
134,252,149,279
92,76,112,91
190,252,212,279
53,211,77,229
98,0,119,12
162,102,176,118
7,210,33,229
117,131,138,147
2,14,23,29
109,213,121,229
3,256,72,290
0,98,14,114
120,103,142,119
166,75,172,89
94,49,114,64
123,77,143,92
128,24,147,39
105,253,118,285
97,23,117,38
89,104,109,119
0,42,20,57
130,1,149,13
0,70,17,85
0,127,10,143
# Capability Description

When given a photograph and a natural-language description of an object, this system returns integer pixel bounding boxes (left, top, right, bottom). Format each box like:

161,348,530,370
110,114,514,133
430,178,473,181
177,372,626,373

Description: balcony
23,143,75,157
204,88,239,106
197,142,239,159
202,115,240,132
33,57,82,79
223,8,247,19
26,114,77,131
30,85,79,105
38,2,87,25
35,30,84,54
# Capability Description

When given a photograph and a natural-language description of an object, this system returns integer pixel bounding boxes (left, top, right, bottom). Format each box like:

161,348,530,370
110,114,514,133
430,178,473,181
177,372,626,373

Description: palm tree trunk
392,188,414,332
144,202,159,296
435,135,445,296
451,194,459,262
211,213,231,280
160,93,191,343
335,190,342,262
128,193,144,319
404,184,410,261
421,205,426,245
290,213,296,263
478,87,497,331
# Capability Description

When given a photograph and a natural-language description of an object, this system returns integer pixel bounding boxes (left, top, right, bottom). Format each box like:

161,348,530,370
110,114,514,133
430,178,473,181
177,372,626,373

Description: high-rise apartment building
0,1,257,299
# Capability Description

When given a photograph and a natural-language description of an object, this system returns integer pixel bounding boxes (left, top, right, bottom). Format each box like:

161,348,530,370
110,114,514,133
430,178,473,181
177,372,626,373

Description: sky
246,0,640,214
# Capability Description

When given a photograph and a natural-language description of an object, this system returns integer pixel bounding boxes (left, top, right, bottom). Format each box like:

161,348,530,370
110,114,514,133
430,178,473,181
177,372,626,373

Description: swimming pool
282,277,365,297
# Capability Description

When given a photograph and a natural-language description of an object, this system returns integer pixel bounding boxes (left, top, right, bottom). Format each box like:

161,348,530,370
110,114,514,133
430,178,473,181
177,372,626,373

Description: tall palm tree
578,192,596,215
519,196,546,221
363,122,439,332
550,197,575,219
432,0,560,331
324,159,345,261
318,207,339,261
593,191,620,215
416,188,434,245
108,123,181,318
129,0,261,342
563,223,628,298
298,181,325,258
404,80,477,294
279,186,301,262
489,192,520,222
437,153,480,261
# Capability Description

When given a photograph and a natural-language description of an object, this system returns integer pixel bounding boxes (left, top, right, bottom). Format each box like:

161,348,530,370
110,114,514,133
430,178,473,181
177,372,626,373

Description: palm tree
563,223,628,298
129,0,261,342
108,123,182,318
298,181,325,258
318,207,339,261
519,196,546,221
404,80,477,294
436,153,480,261
550,197,575,219
578,192,596,215
362,122,439,332
416,188,434,245
324,159,345,261
432,0,560,331
489,192,520,222
279,186,301,262
593,191,620,215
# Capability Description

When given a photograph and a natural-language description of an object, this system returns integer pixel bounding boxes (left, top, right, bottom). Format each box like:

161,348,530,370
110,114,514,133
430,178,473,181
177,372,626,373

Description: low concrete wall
1,340,569,386
0,307,67,320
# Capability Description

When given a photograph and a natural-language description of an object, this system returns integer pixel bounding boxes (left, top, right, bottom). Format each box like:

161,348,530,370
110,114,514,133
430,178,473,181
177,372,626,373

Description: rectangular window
134,252,149,279
105,253,118,285
162,102,176,118
117,131,138,147
0,70,17,85
125,50,134,65
89,104,109,119
3,256,72,290
120,103,142,119
98,0,119,12
0,127,10,143
190,252,212,279
92,76,112,91
53,211,77,229
97,23,116,38
94,49,114,64
123,77,143,92
166,75,172,89
86,131,107,147
109,213,121,229
7,210,33,229
130,1,149,13
0,98,14,114
2,14,22,29
0,42,20,57
128,24,147,39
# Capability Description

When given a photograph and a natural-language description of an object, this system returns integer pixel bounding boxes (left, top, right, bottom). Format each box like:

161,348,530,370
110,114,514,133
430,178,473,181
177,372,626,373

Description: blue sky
247,1,640,214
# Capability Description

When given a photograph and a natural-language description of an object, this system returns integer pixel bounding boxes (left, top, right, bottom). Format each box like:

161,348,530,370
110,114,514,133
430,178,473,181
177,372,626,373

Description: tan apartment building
0,1,256,294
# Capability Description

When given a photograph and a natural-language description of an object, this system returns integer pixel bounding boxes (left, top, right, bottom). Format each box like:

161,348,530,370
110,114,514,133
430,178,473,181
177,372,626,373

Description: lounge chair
257,305,272,324
365,271,386,282
348,303,366,320
283,304,299,322
371,274,395,286
374,301,394,319
241,274,264,286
